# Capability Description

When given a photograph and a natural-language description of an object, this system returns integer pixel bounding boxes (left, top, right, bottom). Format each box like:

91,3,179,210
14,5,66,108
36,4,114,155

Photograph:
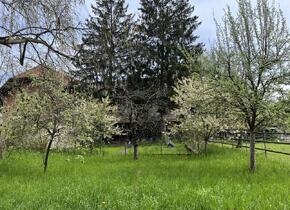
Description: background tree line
0,0,202,163
73,0,203,153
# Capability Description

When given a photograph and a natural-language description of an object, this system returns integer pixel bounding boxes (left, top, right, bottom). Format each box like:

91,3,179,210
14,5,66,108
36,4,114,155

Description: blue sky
83,0,290,48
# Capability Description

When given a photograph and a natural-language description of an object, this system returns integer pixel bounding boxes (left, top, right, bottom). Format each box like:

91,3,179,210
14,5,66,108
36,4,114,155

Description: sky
83,0,290,49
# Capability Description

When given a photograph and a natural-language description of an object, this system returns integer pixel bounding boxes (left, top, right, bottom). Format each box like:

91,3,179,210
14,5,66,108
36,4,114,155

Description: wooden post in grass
0,139,5,159
245,133,248,152
133,142,138,160
249,132,256,171
124,141,127,155
263,133,267,158
236,133,242,148
99,139,103,156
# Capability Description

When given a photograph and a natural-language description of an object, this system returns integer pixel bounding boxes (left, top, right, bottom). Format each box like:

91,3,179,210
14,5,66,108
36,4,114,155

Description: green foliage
138,0,203,89
170,73,227,152
210,0,290,170
1,72,75,149
0,70,120,167
169,56,245,153
1,92,40,147
213,0,290,132
71,97,121,148
74,0,133,95
73,0,204,139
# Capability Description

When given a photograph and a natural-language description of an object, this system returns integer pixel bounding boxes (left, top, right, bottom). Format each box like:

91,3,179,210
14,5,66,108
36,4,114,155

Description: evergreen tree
138,0,203,92
74,0,133,96
74,0,203,141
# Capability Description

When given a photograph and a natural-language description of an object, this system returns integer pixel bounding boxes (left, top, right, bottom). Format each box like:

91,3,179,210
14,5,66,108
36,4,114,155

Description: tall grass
0,145,290,209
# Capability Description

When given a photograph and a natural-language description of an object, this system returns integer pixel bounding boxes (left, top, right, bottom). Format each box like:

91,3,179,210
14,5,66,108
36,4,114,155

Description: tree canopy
0,69,120,171
0,0,83,66
212,0,290,170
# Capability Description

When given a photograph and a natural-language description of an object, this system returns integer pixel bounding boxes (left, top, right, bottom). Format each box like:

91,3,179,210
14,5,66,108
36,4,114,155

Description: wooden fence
210,132,290,157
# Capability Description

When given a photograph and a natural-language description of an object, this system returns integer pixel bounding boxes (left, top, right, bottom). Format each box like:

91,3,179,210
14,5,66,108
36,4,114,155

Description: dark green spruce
74,0,133,97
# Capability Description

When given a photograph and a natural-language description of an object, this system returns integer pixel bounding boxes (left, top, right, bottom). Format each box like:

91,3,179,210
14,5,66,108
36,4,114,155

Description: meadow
1,144,290,210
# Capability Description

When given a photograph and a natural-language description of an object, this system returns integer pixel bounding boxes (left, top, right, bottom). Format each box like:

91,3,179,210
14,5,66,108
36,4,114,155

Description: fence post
263,133,267,158
124,141,127,155
245,133,248,152
0,139,5,160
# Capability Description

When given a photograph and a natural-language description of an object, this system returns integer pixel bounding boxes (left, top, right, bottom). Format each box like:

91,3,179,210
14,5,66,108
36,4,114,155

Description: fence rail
228,132,290,135
210,139,290,156
231,138,290,145
215,132,290,141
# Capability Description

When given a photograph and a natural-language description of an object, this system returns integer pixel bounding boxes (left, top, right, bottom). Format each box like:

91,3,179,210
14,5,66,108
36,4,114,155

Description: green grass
1,144,290,209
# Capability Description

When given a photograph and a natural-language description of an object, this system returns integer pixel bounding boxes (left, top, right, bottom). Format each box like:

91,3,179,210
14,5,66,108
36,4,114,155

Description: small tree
170,72,230,153
71,97,121,154
1,72,75,172
213,0,290,171
115,86,159,160
1,71,120,172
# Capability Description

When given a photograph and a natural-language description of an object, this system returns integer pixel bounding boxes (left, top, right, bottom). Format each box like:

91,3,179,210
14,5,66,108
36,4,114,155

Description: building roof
0,65,71,106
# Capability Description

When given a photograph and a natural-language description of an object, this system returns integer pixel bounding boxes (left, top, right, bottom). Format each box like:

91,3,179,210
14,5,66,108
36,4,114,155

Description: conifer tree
74,0,133,96
138,0,203,92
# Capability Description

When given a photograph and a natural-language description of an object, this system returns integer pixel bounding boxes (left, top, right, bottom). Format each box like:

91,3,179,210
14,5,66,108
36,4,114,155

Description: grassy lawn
1,144,290,209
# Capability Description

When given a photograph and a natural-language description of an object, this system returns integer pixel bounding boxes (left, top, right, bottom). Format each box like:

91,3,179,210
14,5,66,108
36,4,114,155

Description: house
0,65,71,108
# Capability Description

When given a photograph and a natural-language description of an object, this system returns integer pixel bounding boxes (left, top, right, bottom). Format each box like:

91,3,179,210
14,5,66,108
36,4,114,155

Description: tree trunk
43,138,54,173
249,132,256,171
204,138,208,154
133,142,138,160
124,141,127,155
0,139,5,160
236,139,242,148
263,133,267,158
99,141,102,156
89,143,94,153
